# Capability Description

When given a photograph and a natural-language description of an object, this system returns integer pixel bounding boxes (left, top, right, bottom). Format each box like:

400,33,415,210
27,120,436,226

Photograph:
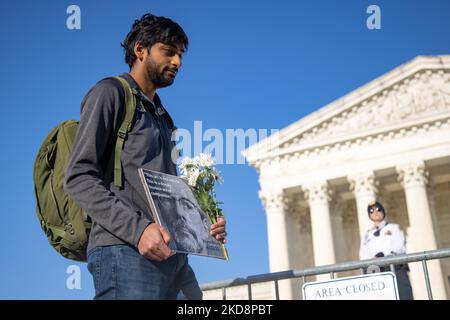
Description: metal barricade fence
200,248,450,300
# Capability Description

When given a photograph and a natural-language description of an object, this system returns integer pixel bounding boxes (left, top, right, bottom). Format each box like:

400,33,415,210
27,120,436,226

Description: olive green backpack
33,76,136,262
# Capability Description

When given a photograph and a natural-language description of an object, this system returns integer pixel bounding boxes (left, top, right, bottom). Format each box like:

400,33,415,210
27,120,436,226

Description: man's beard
173,220,202,252
145,57,176,88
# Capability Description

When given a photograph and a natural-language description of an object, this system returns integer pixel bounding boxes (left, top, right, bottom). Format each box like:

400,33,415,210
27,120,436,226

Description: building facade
235,55,450,300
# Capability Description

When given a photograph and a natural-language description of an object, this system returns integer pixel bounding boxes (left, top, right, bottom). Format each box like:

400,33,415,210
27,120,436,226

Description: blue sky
1,0,450,299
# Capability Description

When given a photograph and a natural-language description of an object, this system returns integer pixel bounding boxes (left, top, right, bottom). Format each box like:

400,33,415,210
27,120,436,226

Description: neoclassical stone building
240,55,450,300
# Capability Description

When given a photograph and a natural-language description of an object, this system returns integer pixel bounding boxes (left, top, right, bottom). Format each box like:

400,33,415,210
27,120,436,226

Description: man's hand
210,217,227,244
137,224,172,261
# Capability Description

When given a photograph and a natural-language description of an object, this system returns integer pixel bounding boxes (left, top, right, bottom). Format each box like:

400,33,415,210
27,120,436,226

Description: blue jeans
87,245,203,300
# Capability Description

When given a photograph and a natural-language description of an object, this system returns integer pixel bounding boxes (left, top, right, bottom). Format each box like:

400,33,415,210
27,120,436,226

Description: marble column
260,190,302,299
397,161,447,299
348,172,378,241
303,181,336,280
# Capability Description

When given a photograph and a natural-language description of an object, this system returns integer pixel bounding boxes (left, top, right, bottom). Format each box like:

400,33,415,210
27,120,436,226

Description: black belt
379,264,410,272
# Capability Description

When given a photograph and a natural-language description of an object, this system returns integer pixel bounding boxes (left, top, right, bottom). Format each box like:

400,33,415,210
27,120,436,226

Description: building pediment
243,55,450,166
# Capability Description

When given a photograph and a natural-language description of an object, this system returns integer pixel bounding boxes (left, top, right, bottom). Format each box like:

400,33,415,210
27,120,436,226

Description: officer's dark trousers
373,264,413,300
395,265,413,300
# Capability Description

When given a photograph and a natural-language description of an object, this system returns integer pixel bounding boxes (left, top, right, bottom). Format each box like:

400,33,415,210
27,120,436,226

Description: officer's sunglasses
369,207,382,214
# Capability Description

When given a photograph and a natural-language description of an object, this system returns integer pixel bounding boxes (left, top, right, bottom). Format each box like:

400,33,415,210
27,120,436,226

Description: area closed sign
303,272,399,300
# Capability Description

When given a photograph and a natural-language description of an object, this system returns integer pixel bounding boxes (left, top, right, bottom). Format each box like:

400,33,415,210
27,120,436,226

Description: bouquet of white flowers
179,153,224,225
179,153,228,260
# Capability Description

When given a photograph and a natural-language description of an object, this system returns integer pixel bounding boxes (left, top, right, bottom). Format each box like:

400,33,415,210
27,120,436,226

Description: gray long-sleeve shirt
64,73,178,254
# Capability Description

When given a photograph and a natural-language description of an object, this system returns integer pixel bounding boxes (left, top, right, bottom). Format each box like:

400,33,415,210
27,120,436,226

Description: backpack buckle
65,223,75,236
118,130,127,139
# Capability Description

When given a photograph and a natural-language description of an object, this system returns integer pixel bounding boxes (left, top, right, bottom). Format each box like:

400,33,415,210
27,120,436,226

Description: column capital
348,172,379,197
302,181,331,205
259,190,291,213
396,161,429,189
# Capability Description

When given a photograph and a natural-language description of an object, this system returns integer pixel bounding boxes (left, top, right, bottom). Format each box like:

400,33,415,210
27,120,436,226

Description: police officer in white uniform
359,201,413,300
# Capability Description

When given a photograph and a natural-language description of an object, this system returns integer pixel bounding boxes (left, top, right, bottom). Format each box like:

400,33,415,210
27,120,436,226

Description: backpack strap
111,76,137,188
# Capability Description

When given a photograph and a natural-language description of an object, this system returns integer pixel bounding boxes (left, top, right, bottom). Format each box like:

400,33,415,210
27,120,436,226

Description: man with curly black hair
64,13,227,300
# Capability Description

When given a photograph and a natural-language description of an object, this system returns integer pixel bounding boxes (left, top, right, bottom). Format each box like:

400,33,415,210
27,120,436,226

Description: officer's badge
385,230,392,236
